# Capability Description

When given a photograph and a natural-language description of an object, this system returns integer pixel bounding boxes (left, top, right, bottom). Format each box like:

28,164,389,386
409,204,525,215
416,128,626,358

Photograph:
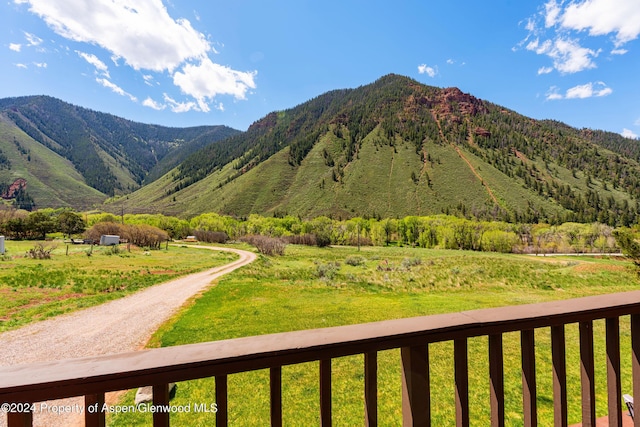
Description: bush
282,234,317,246
345,255,366,266
614,229,640,271
193,230,229,244
124,224,169,249
104,245,121,255
26,243,54,259
84,222,169,249
241,235,286,256
400,257,422,270
345,236,373,247
84,222,125,243
315,232,332,248
316,261,340,280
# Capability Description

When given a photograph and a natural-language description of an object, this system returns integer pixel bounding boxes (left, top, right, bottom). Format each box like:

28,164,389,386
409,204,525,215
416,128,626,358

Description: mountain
117,74,640,226
0,96,239,209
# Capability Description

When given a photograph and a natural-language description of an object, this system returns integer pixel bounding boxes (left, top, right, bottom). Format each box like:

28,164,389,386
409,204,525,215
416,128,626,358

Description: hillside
0,95,239,209
118,74,640,225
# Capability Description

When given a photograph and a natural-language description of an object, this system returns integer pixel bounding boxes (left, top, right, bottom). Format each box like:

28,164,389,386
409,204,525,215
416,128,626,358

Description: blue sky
1,1,639,139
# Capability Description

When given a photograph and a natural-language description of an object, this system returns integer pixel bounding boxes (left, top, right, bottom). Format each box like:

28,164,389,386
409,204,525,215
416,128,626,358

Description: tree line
91,211,628,254
0,206,634,255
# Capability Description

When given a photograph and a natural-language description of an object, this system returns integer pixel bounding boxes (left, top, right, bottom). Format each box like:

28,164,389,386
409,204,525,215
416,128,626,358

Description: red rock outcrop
1,178,27,199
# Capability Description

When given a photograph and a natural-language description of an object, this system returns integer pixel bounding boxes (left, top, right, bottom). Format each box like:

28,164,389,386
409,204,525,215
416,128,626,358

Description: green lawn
109,245,639,426
0,240,238,332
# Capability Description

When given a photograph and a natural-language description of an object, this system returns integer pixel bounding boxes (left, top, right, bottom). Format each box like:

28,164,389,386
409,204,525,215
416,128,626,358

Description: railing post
521,329,537,427
401,345,430,427
320,359,332,427
152,383,170,427
579,321,595,427
364,352,378,427
85,393,106,427
551,325,567,427
455,338,469,427
489,334,504,427
216,375,228,427
632,314,640,427
606,317,622,427
270,367,282,427
6,410,32,427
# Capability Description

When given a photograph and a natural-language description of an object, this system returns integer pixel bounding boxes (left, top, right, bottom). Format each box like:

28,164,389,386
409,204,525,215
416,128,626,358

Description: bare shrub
124,224,168,249
84,222,168,249
281,234,317,246
193,230,229,244
84,222,125,243
26,243,55,259
345,236,373,247
241,235,286,256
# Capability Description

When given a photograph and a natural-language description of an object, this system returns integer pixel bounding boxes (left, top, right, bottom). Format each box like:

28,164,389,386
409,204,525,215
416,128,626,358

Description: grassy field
0,240,238,332
109,244,639,426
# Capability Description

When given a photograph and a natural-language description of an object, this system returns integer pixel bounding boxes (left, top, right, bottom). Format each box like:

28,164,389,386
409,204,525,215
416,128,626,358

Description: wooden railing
3,290,640,426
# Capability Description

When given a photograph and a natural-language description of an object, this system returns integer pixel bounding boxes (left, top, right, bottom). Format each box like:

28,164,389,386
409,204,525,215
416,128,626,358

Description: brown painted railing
3,290,640,426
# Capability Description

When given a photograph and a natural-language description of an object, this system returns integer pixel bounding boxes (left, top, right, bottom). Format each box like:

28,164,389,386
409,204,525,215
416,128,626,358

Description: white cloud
172,57,257,112
561,0,640,46
24,32,42,46
565,82,612,98
142,74,155,86
546,81,612,100
9,43,22,52
538,66,553,75
17,0,257,112
20,0,209,72
76,51,109,76
521,0,640,73
526,38,542,52
446,59,454,65
418,64,438,77
545,86,563,100
544,0,562,27
529,37,599,74
622,128,639,139
33,62,47,68
163,94,198,113
96,78,137,102
15,63,27,69
142,97,165,110
525,18,536,33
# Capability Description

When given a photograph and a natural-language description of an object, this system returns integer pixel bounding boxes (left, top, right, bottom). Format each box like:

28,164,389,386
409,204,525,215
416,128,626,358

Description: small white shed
99,235,120,246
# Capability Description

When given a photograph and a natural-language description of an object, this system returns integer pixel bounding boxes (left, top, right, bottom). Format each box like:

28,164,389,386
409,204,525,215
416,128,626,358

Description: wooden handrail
3,290,640,425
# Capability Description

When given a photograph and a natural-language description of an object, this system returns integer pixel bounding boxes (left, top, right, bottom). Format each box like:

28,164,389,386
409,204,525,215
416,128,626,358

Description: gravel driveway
0,245,257,426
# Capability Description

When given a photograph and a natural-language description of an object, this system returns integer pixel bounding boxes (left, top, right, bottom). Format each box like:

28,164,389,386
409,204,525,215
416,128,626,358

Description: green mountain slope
0,96,240,209
0,115,105,210
119,74,640,225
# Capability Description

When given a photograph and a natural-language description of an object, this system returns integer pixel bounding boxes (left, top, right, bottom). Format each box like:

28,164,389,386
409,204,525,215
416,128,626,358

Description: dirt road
0,245,257,426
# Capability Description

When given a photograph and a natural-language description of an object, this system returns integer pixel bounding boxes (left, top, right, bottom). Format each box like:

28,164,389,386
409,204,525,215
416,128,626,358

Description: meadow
108,244,639,426
0,240,237,332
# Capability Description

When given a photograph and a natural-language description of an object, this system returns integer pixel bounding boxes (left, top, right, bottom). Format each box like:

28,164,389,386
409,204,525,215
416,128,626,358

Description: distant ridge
2,76,639,225
0,95,240,209
116,74,640,226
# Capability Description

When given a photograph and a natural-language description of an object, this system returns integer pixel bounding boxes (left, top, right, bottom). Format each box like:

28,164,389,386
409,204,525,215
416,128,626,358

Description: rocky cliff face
1,178,26,199
433,87,487,122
